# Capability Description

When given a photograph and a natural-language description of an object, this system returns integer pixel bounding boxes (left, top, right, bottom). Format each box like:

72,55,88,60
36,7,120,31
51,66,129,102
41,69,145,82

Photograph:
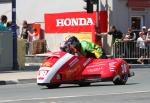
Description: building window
131,16,143,30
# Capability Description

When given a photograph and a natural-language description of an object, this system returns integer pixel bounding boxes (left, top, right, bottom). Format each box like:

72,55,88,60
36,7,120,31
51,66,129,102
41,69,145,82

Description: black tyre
113,73,128,85
46,84,61,89
78,82,91,87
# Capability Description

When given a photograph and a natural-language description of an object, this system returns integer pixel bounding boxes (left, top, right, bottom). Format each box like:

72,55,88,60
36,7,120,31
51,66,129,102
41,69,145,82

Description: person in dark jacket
108,25,123,57
108,25,123,44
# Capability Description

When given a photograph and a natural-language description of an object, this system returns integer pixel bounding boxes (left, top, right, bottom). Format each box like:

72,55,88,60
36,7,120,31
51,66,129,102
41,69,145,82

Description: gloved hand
92,49,102,58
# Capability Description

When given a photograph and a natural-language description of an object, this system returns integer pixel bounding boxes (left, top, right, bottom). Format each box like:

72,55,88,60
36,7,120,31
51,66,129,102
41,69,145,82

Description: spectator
6,21,12,31
27,28,39,42
108,25,123,57
0,15,8,31
136,32,146,64
142,26,147,38
27,28,39,55
7,21,20,37
141,26,147,39
123,28,136,42
123,28,136,58
146,28,150,43
20,20,30,39
20,20,30,54
108,25,123,43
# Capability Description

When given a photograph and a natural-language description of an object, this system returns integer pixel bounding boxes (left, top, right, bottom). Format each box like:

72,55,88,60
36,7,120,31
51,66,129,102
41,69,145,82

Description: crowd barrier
112,41,150,59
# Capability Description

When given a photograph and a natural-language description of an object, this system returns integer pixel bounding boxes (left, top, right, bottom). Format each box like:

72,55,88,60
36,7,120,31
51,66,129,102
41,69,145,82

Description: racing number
39,70,48,77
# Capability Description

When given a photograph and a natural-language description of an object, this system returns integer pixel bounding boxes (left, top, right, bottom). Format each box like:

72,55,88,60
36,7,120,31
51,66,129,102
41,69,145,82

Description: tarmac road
0,68,150,103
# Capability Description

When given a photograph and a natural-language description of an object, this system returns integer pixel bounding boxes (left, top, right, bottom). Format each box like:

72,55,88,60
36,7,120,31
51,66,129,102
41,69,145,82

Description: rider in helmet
60,36,107,59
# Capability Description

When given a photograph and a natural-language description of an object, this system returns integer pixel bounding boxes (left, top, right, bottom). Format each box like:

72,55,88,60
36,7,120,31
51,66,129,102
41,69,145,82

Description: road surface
0,68,150,103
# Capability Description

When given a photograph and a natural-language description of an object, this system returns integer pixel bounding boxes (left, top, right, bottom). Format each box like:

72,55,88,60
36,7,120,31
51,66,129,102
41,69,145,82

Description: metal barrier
113,41,150,59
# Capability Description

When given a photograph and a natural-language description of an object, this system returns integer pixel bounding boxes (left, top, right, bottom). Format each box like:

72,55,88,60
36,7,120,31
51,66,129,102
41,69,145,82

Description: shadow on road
41,82,139,90
126,83,139,85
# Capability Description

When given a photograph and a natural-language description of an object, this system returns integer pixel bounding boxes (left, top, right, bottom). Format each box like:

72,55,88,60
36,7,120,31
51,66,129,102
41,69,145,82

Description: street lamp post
12,0,18,70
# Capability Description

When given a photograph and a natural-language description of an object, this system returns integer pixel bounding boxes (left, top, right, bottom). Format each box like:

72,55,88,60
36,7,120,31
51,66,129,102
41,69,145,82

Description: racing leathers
79,40,103,58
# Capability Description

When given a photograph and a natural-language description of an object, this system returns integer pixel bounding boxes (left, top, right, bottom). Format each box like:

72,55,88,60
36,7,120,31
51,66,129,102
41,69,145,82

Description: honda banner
45,11,107,33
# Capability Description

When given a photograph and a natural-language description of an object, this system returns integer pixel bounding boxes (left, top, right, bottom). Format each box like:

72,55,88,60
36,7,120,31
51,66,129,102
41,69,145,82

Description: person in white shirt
142,26,148,37
27,28,39,54
136,32,146,64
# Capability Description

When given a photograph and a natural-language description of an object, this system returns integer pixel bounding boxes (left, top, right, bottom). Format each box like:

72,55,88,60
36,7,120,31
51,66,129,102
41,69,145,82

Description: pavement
0,67,38,85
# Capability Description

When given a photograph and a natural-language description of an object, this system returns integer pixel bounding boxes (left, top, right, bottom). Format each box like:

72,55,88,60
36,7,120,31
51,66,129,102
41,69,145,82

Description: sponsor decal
38,77,44,80
87,67,102,73
45,11,107,33
42,62,53,67
45,11,96,33
109,62,117,72
51,52,62,57
83,58,92,67
69,58,79,67
56,18,94,27
38,70,49,77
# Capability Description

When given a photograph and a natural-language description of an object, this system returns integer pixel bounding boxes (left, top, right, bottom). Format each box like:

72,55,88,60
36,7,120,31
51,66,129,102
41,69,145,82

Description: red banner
128,0,150,7
100,11,108,33
45,11,107,33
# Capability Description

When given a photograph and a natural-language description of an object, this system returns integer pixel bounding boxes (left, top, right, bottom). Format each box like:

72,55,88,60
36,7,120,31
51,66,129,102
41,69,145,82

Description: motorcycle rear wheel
113,73,128,85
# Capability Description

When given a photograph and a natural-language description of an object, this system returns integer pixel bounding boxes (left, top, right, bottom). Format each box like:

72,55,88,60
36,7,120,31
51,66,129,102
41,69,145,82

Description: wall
111,0,129,33
148,8,150,27
0,32,13,70
0,3,11,21
16,0,84,25
129,7,150,30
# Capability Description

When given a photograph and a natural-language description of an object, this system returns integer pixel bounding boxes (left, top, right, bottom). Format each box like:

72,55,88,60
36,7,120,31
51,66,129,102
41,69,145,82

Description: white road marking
1,90,150,103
